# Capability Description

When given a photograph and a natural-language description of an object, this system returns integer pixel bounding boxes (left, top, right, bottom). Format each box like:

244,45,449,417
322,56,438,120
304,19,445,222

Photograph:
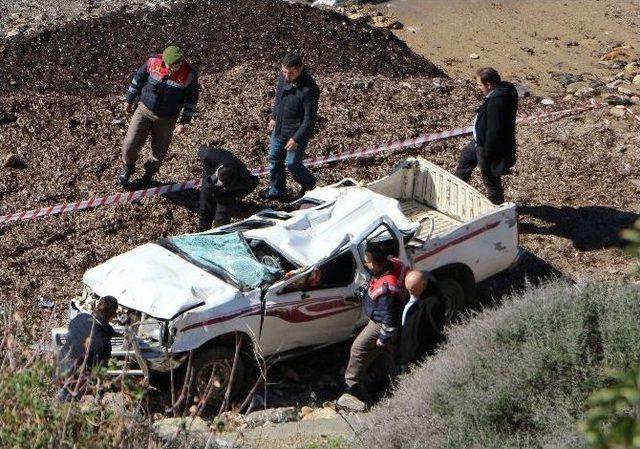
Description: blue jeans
268,133,316,196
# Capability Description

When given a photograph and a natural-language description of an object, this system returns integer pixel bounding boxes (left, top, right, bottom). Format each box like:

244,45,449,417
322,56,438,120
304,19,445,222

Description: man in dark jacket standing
56,296,118,402
454,67,518,204
118,45,200,187
398,270,446,367
197,145,259,231
338,245,407,411
262,53,320,200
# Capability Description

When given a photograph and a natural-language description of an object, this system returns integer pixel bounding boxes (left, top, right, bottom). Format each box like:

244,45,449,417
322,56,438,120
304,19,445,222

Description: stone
245,406,299,428
618,84,640,96
601,49,629,61
300,406,314,418
574,87,596,98
562,94,574,102
609,60,628,70
541,98,555,106
3,154,20,168
606,80,625,89
609,107,627,118
469,53,480,59
624,63,640,75
336,393,366,412
346,6,381,21
550,72,583,87
630,96,640,105
565,81,591,93
565,40,579,47
633,75,640,85
371,15,403,29
515,84,531,98
603,94,631,106
153,417,211,447
301,407,340,421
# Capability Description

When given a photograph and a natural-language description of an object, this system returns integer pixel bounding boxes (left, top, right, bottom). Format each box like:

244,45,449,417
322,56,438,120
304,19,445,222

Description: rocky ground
1,0,639,444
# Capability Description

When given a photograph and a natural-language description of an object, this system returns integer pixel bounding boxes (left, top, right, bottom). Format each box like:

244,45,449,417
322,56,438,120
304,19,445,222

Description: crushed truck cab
53,157,518,394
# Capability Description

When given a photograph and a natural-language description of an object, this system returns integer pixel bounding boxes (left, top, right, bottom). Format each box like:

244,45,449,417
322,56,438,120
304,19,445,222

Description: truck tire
191,346,245,405
438,277,470,323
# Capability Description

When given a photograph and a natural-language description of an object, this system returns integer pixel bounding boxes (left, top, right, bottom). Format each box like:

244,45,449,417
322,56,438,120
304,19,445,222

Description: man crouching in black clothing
56,296,118,402
198,146,259,231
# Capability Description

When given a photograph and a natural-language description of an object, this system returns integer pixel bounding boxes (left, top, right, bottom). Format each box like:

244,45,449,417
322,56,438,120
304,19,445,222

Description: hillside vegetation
363,281,640,449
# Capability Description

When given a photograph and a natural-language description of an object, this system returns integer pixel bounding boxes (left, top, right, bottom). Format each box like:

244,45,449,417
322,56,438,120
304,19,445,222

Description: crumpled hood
83,243,240,320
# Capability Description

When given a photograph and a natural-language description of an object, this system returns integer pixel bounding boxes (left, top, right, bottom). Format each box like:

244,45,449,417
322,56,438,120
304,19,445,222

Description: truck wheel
191,346,245,405
438,277,468,323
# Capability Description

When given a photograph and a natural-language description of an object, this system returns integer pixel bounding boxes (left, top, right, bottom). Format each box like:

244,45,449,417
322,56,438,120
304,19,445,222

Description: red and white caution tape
0,103,604,226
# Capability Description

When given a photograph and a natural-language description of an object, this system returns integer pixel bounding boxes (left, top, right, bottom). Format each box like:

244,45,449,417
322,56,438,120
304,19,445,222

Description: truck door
259,251,363,354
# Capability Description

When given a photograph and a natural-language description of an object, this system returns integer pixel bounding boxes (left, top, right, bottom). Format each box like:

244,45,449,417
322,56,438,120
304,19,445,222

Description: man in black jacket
198,146,259,231
262,53,320,200
454,67,518,204
398,270,446,367
56,296,118,402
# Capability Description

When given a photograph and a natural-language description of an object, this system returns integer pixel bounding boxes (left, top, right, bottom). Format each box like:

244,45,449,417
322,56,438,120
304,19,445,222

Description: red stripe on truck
413,220,501,262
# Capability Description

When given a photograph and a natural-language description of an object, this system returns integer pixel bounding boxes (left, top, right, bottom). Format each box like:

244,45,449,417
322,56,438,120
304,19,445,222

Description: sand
376,0,639,95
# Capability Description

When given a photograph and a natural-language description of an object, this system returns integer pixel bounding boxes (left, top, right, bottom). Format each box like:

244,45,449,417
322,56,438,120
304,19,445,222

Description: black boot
117,164,135,186
140,171,154,188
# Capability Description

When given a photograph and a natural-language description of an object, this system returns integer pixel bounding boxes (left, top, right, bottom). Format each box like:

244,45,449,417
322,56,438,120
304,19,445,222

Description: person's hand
268,119,276,132
174,124,188,136
285,138,299,151
123,102,134,115
376,338,385,347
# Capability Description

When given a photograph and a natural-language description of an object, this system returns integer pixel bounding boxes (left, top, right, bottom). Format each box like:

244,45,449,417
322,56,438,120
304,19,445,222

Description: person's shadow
518,205,638,251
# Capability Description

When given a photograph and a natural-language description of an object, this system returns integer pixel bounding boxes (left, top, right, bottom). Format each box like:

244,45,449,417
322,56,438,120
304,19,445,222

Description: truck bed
399,200,462,241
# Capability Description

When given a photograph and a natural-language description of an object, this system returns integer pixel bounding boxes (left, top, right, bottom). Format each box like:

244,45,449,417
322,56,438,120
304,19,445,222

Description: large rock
245,406,299,428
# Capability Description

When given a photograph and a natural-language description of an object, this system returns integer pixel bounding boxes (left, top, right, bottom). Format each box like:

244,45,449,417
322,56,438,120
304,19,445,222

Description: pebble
618,84,640,96
3,153,20,168
633,75,640,85
609,107,627,118
469,53,480,59
574,87,596,98
565,81,592,94
541,98,555,106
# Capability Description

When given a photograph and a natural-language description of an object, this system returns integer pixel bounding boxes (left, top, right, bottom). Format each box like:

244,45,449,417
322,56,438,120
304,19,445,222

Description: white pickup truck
53,157,518,399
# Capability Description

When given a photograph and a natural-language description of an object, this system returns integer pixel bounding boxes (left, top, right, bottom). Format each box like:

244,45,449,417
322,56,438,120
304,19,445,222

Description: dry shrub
363,281,640,449
0,304,157,449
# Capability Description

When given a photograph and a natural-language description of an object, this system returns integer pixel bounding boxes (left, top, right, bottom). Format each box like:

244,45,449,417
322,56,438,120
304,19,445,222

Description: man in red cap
118,45,200,187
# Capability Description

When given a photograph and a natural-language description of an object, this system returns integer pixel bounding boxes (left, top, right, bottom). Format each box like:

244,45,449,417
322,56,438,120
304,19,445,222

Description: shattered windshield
163,232,281,290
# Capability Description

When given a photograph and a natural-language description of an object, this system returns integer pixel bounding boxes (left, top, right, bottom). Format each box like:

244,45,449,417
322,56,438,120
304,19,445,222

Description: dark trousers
454,141,504,205
198,183,256,231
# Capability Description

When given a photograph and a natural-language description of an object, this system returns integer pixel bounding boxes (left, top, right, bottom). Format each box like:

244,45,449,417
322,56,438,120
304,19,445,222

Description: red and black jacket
125,55,199,124
363,257,407,343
